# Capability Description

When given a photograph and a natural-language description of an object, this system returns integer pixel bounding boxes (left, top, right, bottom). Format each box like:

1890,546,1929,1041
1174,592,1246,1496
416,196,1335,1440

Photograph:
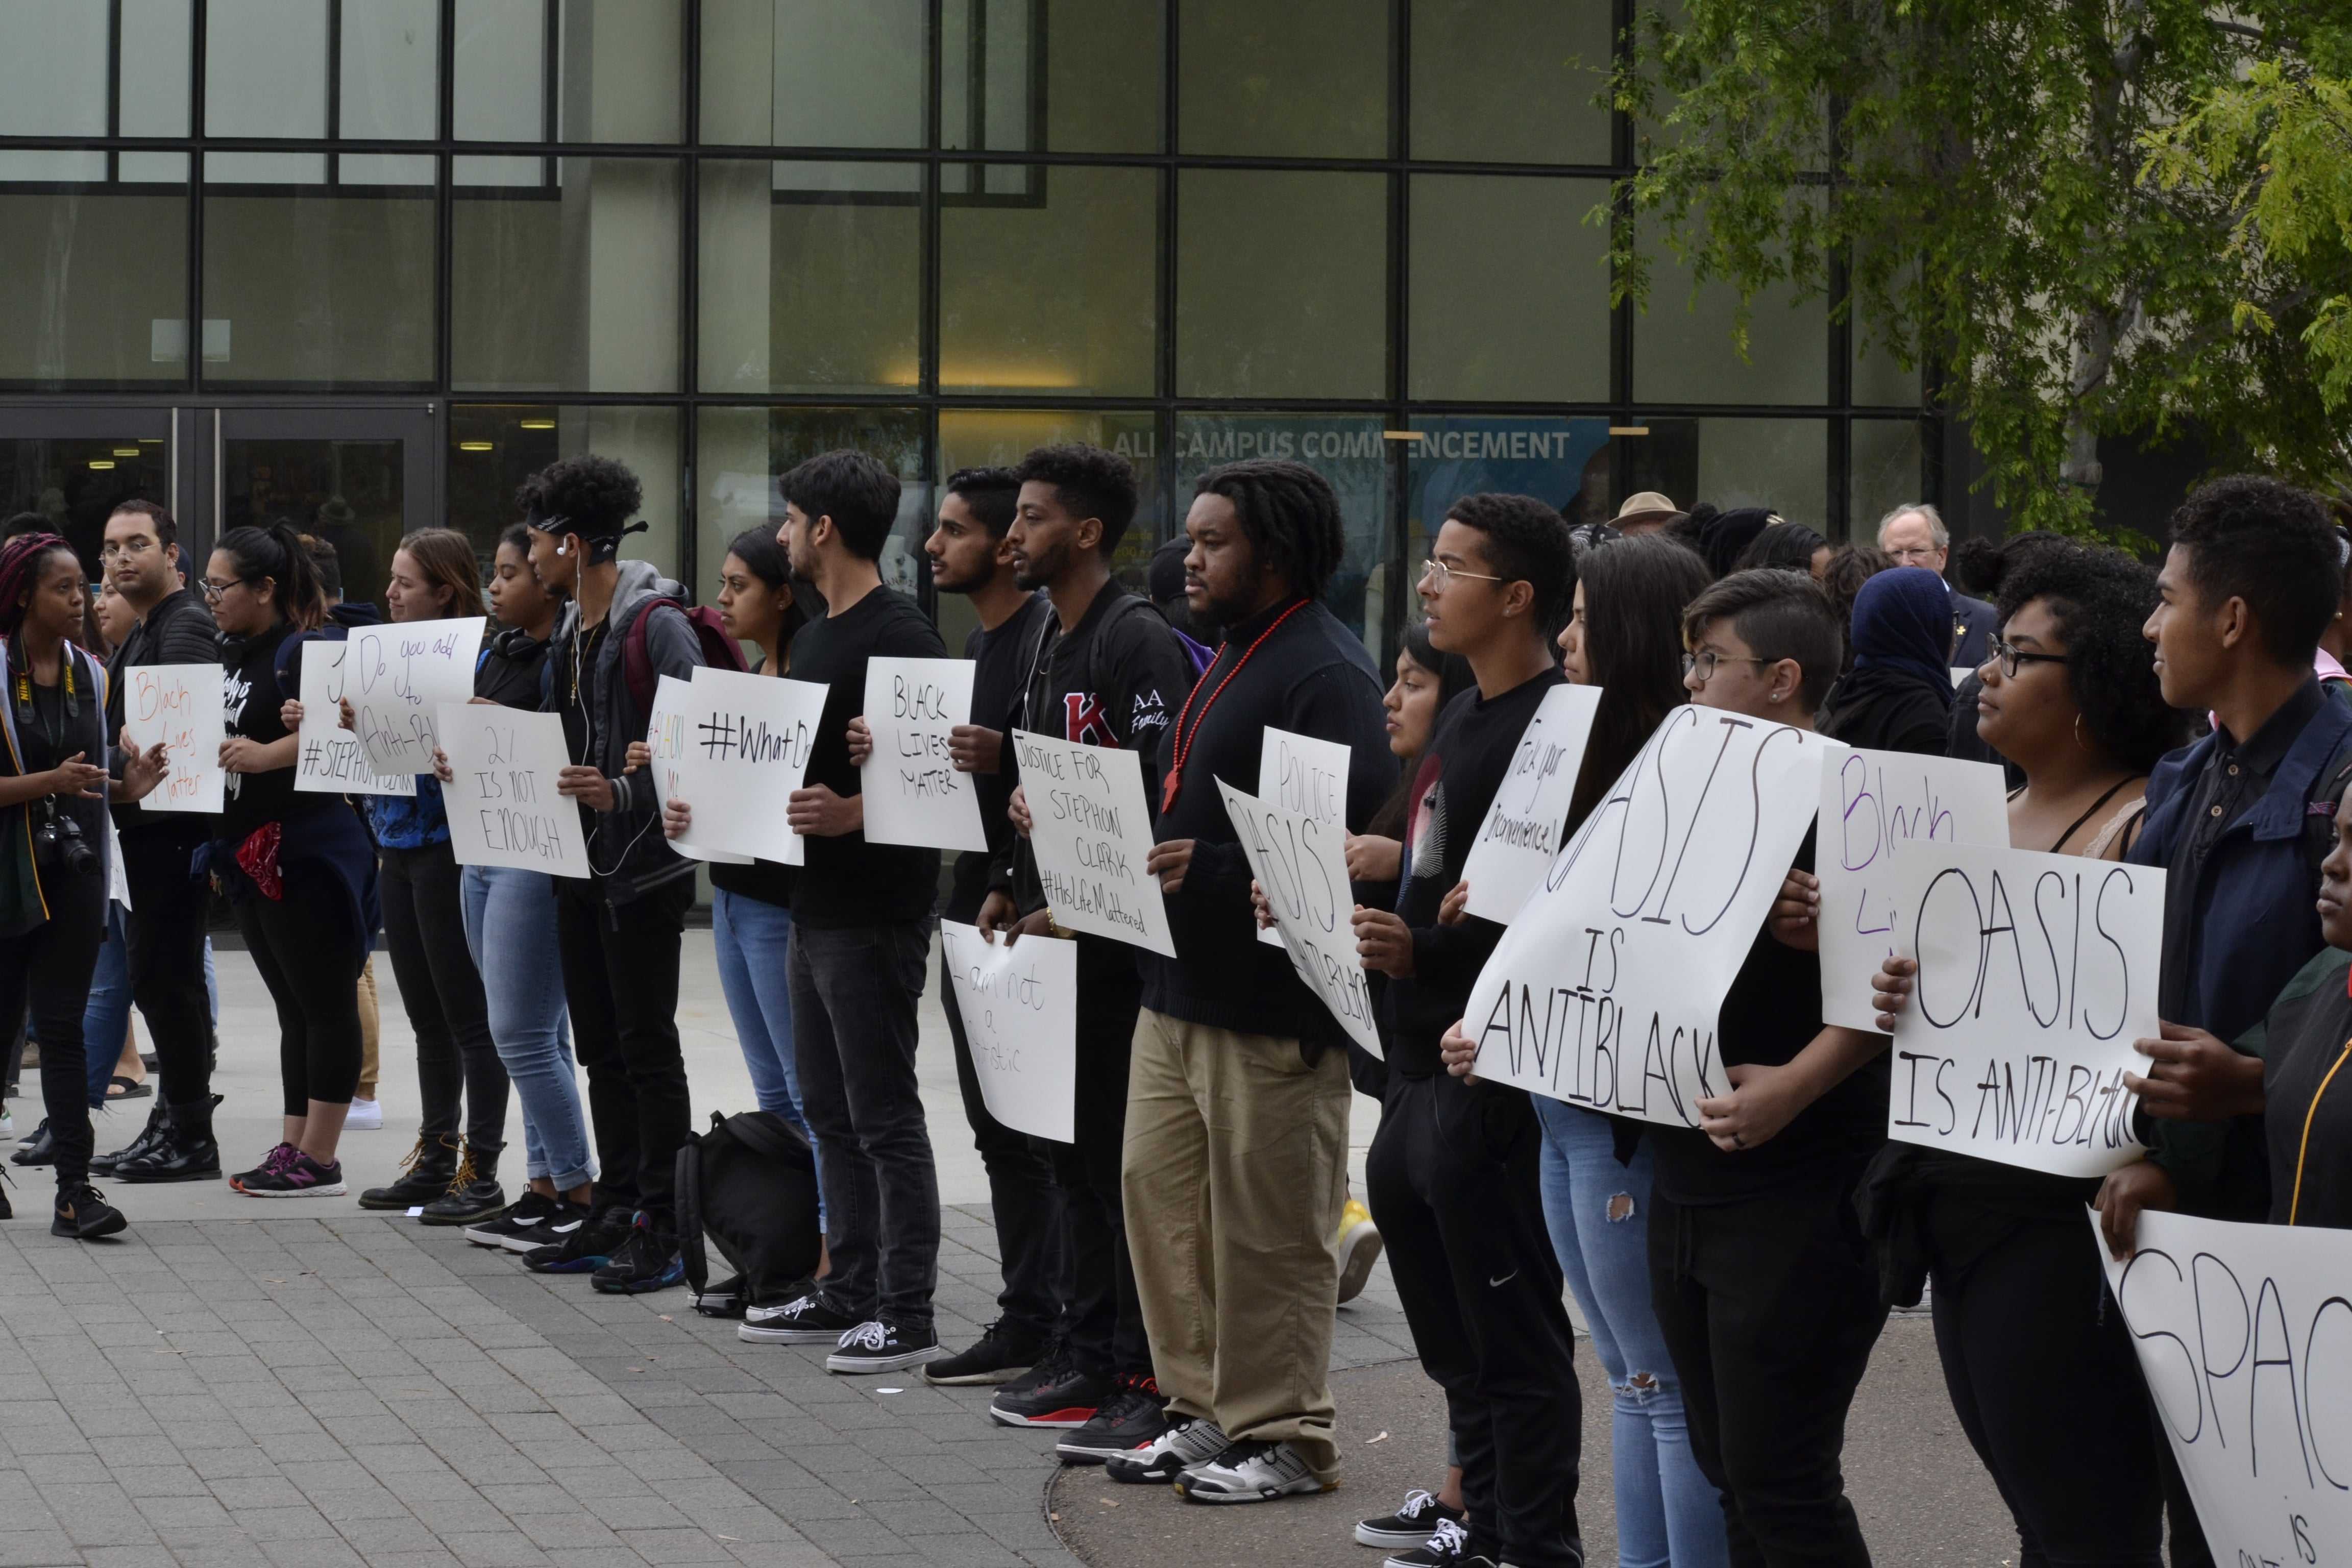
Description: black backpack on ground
675,1110,822,1307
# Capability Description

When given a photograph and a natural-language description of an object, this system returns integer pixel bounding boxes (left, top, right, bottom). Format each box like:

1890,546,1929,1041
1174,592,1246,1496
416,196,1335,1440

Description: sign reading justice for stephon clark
1011,728,1175,959
1460,709,1837,1128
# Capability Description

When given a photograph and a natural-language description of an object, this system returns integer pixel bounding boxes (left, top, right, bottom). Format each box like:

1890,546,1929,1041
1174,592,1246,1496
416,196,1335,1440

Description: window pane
701,0,925,149
942,165,1156,397
0,1,109,136
205,0,327,138
1853,314,1922,407
1406,417,1614,568
700,406,928,607
0,162,190,386
1850,419,1924,541
451,405,682,580
1176,415,1392,653
0,430,172,575
1410,176,1608,402
699,161,919,394
221,437,407,607
120,0,194,137
340,0,440,140
454,0,547,140
453,157,681,393
1178,0,1388,158
1633,217,1829,405
1411,0,1610,163
1178,170,1386,400
455,0,682,144
202,158,436,386
940,0,1162,156
1624,418,1829,532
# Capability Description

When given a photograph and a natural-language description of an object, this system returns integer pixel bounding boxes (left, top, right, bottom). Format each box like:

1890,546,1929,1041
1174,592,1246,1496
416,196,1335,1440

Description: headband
523,506,650,566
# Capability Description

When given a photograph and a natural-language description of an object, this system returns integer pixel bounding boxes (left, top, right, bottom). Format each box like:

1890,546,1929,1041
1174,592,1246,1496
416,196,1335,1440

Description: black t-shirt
1649,828,1891,1204
789,584,948,929
220,622,326,842
948,591,1050,923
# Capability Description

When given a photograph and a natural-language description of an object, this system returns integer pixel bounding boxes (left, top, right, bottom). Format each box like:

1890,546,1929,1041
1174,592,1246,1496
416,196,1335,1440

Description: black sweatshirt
948,590,1051,924
788,583,948,929
1140,597,1393,1041
1383,670,1563,1079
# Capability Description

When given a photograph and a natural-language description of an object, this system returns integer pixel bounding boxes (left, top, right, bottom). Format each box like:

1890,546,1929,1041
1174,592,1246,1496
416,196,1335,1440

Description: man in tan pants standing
1109,459,1392,1503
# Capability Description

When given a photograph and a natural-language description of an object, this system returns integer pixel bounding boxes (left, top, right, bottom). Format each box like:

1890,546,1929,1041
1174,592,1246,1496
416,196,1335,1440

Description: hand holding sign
1460,683,1603,922
671,667,827,864
644,674,750,865
438,704,591,878
940,920,1078,1142
861,657,988,852
121,664,225,814
1013,729,1175,958
349,617,484,775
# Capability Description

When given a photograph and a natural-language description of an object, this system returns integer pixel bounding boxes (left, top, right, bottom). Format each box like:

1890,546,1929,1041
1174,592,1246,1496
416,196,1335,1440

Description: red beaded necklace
1160,597,1310,813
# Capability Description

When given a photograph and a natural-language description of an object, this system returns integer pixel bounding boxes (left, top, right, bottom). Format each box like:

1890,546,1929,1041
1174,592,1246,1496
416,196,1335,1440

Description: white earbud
556,542,569,557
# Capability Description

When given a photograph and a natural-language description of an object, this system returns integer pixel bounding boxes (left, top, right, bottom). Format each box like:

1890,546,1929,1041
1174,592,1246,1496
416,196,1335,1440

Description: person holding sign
1857,541,2182,1568
0,534,171,1237
1114,460,1391,1504
1350,495,1586,1568
207,524,379,1199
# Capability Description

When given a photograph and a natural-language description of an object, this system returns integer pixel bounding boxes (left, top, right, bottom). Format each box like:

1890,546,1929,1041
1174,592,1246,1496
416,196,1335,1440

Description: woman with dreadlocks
0,532,170,1237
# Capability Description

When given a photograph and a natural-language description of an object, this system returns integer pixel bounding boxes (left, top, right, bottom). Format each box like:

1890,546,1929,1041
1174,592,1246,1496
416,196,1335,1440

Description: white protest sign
1255,727,1352,948
2097,1209,2352,1567
295,641,413,798
1218,779,1382,1058
106,813,129,910
939,919,1078,1142
1460,708,1837,1128
1883,843,2157,1176
861,656,988,853
1816,748,2008,1030
1011,728,1175,958
1461,682,1604,923
347,616,484,776
1951,666,1974,688
671,667,827,865
437,704,590,878
121,664,224,814
645,674,749,864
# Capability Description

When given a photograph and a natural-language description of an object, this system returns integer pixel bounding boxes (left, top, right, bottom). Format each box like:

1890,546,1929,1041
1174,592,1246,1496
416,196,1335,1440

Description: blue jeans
458,865,594,1190
1533,1098,1728,1568
712,888,821,1221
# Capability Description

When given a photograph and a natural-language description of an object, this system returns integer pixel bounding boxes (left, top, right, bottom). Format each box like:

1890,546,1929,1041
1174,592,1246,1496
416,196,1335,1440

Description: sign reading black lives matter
1883,841,2157,1176
2097,1209,2352,1566
1011,729,1175,958
1461,709,1835,1126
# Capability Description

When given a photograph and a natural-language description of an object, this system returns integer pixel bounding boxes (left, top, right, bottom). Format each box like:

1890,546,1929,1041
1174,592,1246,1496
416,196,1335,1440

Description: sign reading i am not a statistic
939,919,1079,1143
1011,728,1175,959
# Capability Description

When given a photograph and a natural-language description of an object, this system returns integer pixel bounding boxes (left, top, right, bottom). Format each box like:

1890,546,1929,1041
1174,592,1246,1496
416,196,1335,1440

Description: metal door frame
206,402,442,566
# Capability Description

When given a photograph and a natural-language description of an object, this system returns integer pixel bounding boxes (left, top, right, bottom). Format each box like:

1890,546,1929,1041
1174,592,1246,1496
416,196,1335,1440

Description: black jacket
107,586,219,834
1818,664,1951,756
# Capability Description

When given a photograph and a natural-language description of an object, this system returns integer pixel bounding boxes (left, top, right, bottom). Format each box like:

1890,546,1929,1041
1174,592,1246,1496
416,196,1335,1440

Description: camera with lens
33,801,94,878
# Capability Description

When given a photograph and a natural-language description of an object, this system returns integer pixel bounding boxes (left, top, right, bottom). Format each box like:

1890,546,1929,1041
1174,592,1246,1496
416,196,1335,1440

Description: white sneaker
1104,1413,1229,1484
345,1097,383,1131
0,1109,14,1139
1173,1438,1333,1504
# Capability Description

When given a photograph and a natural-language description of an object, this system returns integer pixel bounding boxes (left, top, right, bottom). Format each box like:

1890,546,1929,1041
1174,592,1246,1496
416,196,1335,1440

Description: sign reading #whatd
1460,709,1835,1128
1011,728,1174,958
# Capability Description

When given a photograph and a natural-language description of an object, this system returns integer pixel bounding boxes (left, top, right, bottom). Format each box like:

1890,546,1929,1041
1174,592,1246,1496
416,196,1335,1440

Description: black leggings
0,868,105,1189
380,840,506,1154
237,862,364,1113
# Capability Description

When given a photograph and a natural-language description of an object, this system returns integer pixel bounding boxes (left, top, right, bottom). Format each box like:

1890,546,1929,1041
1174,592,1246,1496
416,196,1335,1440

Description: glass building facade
0,0,1930,655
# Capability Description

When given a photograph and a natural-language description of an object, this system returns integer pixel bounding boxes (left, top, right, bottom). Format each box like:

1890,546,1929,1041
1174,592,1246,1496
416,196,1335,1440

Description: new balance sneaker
51,1184,127,1240
522,1205,631,1273
825,1319,940,1375
988,1361,1109,1429
739,1290,862,1345
1336,1195,1383,1306
590,1215,685,1295
1105,1413,1229,1484
1055,1375,1167,1463
1383,1517,1478,1568
692,1272,748,1319
236,1151,346,1198
922,1317,1045,1386
229,1142,296,1192
1356,1488,1467,1549
462,1192,579,1253
1173,1438,1333,1504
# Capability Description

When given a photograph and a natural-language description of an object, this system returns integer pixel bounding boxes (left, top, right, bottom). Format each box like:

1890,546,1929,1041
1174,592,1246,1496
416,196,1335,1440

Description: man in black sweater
746,451,950,1375
1352,494,1584,1568
1108,460,1392,1504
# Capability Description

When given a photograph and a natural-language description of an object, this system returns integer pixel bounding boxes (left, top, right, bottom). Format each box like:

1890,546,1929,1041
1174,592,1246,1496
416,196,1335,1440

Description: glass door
210,406,439,614
0,407,181,576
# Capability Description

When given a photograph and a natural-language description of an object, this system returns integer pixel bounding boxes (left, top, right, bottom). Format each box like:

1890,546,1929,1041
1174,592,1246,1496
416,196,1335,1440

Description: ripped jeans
1533,1098,1729,1568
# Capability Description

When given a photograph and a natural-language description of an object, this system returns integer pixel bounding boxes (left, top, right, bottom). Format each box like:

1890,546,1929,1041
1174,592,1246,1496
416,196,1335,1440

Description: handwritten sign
1011,727,1175,958
1218,780,1382,1058
2098,1209,2352,1568
939,919,1077,1142
106,813,129,910
121,664,224,814
861,656,988,853
1461,683,1604,923
1255,727,1352,948
1883,843,2157,1175
644,674,749,864
438,704,590,878
1817,749,2007,1030
348,616,484,776
670,667,827,865
1461,709,1835,1127
294,641,414,798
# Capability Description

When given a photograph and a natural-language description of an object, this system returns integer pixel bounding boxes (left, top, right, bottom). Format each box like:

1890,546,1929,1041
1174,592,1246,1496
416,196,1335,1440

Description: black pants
1047,963,1149,1380
118,820,213,1107
941,943,1062,1343
556,876,692,1224
1365,1072,1584,1568
792,919,938,1332
1651,1180,1888,1568
236,861,366,1112
0,868,104,1188
1924,1194,2163,1567
381,840,507,1156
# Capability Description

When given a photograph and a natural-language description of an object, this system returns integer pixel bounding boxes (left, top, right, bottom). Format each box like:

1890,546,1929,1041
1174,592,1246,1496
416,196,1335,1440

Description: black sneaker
922,1318,1045,1386
1056,1374,1168,1463
825,1319,940,1375
988,1361,1111,1429
590,1214,685,1295
1104,1413,1229,1484
461,1192,572,1252
739,1289,862,1344
522,1205,630,1273
51,1184,126,1240
692,1272,748,1319
1383,1518,1477,1568
10,1119,53,1166
1356,1487,1468,1549
229,1142,296,1191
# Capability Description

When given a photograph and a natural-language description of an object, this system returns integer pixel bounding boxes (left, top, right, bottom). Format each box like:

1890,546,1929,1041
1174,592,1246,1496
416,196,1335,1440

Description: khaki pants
356,955,381,1101
1121,1008,1352,1480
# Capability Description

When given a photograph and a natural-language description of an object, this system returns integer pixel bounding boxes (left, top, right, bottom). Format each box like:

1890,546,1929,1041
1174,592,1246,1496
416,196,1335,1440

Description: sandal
105,1075,151,1101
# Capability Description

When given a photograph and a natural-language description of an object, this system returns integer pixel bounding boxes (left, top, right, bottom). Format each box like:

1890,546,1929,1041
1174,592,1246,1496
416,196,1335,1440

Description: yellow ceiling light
88,460,116,470
518,419,555,430
137,437,163,445
113,447,141,456
458,440,495,452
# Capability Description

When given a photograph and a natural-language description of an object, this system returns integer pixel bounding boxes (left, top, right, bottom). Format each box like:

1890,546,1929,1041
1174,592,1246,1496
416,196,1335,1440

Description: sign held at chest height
644,674,749,865
348,617,484,776
1254,726,1351,949
438,704,590,878
1460,682,1604,923
121,663,225,814
1219,778,1382,1058
1462,709,1835,1128
939,920,1078,1142
669,667,827,865
294,642,413,798
1011,728,1175,958
861,656,988,853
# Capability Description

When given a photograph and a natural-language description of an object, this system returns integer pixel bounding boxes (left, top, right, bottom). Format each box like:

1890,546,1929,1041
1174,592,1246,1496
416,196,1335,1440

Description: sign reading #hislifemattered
1011,728,1175,958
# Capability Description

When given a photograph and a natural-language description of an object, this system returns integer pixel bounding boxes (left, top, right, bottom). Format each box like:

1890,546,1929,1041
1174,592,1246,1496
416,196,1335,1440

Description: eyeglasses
1986,637,2071,678
1681,649,1773,681
200,576,246,604
1886,546,1943,565
1417,558,1506,591
99,537,158,560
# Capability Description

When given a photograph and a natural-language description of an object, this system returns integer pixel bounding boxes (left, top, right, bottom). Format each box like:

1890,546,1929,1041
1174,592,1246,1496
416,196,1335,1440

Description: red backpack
623,598,748,715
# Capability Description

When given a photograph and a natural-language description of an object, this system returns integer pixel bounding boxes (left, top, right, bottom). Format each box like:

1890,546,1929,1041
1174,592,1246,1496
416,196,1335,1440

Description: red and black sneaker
987,1350,1109,1429
1055,1373,1167,1463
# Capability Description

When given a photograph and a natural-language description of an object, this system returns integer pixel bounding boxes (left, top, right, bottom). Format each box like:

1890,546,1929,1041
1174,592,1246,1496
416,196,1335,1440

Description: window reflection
941,165,1157,397
1177,170,1386,400
700,407,927,605
452,405,682,579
